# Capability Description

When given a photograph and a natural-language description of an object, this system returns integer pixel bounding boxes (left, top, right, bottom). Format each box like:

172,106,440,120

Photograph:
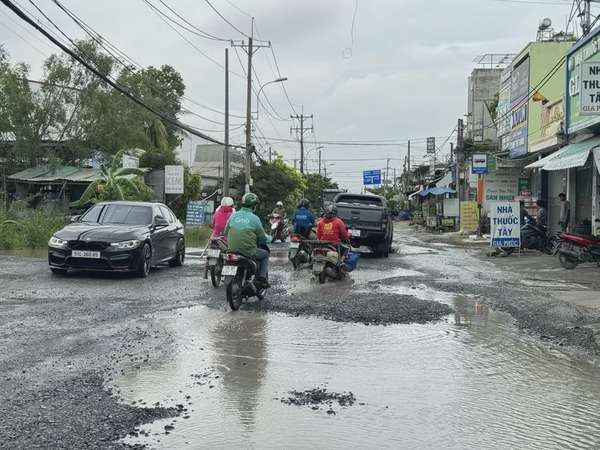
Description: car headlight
49,236,68,248
110,239,141,249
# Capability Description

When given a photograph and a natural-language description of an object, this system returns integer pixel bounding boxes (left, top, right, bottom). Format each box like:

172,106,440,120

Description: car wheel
136,243,152,277
50,267,67,275
169,239,185,267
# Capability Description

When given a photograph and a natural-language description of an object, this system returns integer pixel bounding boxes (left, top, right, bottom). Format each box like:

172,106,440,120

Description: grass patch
185,226,211,247
0,211,67,250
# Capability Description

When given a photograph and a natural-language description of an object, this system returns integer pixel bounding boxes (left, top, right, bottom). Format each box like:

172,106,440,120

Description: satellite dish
539,18,552,30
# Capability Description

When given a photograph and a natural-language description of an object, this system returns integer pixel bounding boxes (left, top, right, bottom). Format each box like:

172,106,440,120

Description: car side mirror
153,216,169,228
70,215,81,223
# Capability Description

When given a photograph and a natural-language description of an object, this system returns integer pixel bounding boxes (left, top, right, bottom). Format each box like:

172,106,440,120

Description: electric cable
0,0,237,147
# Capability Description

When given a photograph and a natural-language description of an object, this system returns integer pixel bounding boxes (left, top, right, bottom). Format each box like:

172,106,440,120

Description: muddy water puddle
116,297,600,449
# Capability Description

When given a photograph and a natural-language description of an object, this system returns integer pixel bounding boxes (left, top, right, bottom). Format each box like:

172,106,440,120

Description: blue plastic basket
344,251,360,272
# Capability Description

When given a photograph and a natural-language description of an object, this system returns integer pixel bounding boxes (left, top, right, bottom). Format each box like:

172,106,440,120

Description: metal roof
8,165,146,183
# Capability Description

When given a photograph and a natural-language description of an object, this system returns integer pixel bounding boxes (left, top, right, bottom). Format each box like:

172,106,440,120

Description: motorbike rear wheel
318,272,327,284
210,261,222,287
559,253,578,270
226,273,244,310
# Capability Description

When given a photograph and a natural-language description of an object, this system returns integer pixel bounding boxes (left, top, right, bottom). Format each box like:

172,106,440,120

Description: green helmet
241,192,259,207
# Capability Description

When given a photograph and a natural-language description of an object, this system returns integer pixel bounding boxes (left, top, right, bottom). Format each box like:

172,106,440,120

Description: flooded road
4,225,600,448
115,233,600,449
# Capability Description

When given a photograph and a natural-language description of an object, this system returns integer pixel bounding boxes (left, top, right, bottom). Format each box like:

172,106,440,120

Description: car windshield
81,204,152,225
336,195,383,207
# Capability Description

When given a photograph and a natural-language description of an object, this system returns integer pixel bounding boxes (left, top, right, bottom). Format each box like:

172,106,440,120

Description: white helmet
221,196,234,207
276,201,283,207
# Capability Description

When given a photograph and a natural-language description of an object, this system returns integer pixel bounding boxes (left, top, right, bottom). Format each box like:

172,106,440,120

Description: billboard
472,154,488,175
164,165,184,194
508,57,529,159
497,66,512,140
580,61,600,115
567,30,600,133
426,137,436,154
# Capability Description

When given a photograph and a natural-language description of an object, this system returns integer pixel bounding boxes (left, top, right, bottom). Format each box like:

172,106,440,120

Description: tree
232,157,307,219
71,150,152,207
302,173,338,209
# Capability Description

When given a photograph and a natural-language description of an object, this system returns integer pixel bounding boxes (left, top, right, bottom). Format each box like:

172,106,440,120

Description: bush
0,210,67,250
185,226,211,248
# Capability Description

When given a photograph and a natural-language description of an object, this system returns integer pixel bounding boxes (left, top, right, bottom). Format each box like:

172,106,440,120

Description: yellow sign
460,201,479,233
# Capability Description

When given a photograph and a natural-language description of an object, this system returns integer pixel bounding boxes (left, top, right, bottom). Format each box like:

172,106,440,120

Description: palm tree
71,150,151,207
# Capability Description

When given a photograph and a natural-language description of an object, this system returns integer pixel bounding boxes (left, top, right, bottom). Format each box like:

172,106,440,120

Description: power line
0,0,234,147
204,0,263,40
157,0,229,41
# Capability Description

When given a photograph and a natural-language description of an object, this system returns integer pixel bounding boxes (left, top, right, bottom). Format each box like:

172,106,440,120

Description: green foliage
232,157,307,219
70,150,153,207
0,210,66,249
169,167,202,220
0,41,186,174
302,173,338,209
184,225,211,247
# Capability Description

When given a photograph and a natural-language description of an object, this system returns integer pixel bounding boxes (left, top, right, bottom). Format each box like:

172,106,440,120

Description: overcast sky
0,0,587,192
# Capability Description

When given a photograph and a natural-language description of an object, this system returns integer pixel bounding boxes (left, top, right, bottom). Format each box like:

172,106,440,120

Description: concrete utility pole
231,20,271,193
223,48,230,196
268,146,272,162
457,118,465,202
385,158,391,194
318,148,322,176
290,112,313,173
582,0,592,35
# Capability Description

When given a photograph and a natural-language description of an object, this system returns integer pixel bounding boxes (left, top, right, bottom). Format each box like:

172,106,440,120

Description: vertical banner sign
460,201,479,233
509,57,530,158
490,201,521,247
580,61,600,115
426,137,436,154
164,165,184,194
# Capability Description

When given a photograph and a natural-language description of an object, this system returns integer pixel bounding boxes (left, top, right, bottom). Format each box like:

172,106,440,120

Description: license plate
207,249,221,258
72,250,100,259
350,229,361,237
207,258,218,266
313,263,324,273
222,265,238,276
289,242,300,249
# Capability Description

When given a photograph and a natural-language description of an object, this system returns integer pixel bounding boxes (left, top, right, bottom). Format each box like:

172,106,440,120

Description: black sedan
48,201,185,277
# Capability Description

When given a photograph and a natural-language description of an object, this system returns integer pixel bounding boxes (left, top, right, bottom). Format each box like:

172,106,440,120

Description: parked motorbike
205,236,227,287
557,232,600,269
501,217,558,255
222,252,268,310
311,241,359,284
288,233,313,269
268,214,289,242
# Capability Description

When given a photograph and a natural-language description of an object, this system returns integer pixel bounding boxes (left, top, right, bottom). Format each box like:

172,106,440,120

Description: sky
0,0,589,192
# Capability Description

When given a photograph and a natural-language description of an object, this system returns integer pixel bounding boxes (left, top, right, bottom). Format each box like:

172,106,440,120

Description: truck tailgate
336,204,384,230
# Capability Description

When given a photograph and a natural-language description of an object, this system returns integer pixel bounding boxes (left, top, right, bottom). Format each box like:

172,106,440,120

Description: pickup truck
334,193,393,257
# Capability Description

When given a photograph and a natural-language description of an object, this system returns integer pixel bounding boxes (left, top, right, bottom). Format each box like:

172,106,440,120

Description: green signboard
567,31,600,134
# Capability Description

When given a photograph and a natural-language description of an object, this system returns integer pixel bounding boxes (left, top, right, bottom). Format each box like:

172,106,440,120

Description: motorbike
311,241,359,284
205,236,227,287
268,214,289,242
288,233,313,269
557,232,600,269
500,217,558,255
222,252,268,310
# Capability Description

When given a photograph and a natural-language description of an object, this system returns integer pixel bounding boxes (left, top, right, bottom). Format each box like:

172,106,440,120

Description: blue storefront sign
509,57,530,159
363,170,382,186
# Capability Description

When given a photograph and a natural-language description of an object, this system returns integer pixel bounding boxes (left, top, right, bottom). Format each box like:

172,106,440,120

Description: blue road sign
363,169,382,186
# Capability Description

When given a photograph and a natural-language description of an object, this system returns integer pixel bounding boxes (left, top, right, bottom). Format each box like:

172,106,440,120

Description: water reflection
210,313,268,428
453,295,489,327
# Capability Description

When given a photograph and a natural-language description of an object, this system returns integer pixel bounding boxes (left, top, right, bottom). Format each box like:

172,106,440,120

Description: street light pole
223,48,230,196
255,77,287,120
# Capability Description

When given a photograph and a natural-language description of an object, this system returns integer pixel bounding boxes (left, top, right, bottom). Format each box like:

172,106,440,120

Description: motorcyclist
211,196,234,238
317,205,349,248
536,199,547,229
272,201,286,218
292,198,315,239
224,193,270,288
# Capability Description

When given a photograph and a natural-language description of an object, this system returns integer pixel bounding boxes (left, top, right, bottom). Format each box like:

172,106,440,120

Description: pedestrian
558,193,570,232
519,200,532,225
536,199,547,228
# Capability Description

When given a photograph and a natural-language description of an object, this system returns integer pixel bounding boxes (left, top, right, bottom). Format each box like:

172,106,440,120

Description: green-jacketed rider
224,192,270,287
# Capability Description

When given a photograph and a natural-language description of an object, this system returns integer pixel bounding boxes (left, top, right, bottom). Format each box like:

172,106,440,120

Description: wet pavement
2,224,600,448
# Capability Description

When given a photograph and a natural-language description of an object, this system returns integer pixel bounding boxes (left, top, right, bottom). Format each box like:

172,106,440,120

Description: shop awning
525,135,600,171
408,188,424,200
436,171,453,188
426,187,456,196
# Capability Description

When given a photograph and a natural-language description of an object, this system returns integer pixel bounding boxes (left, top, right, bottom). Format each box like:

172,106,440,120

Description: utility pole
407,140,411,196
290,112,313,173
385,158,390,195
223,48,230,196
582,0,592,35
318,148,322,176
268,146,272,162
231,20,270,193
457,118,464,203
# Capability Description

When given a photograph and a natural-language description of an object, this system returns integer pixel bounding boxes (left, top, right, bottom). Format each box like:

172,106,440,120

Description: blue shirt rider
292,198,315,238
